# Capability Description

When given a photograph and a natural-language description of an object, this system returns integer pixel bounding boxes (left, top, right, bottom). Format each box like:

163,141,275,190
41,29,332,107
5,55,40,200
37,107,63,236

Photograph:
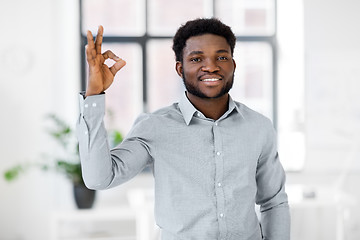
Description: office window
100,43,143,134
277,0,305,171
80,0,305,170
231,42,273,119
80,0,276,129
148,0,210,36
146,39,184,112
216,0,275,35
82,0,146,36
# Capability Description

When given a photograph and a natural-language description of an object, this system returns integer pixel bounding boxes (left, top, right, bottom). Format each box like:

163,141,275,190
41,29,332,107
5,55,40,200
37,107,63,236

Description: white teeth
202,78,220,82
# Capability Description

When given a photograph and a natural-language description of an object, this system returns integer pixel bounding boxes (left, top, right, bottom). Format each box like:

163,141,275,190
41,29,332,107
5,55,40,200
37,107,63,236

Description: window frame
79,0,278,127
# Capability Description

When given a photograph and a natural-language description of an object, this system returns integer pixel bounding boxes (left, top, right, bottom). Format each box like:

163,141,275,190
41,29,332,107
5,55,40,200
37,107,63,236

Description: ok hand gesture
85,25,126,97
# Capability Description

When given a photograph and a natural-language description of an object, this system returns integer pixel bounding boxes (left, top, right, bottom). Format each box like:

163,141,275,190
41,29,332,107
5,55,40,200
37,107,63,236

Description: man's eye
218,56,228,61
190,58,201,62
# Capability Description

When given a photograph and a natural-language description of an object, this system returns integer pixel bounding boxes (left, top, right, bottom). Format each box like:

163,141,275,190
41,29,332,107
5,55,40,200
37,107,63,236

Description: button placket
213,122,227,236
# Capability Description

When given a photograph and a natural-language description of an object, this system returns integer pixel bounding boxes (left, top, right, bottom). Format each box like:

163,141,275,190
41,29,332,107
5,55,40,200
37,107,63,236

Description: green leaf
110,130,123,147
3,165,23,181
3,113,122,187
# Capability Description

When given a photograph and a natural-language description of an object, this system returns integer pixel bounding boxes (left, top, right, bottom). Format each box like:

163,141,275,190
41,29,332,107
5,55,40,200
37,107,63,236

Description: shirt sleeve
76,92,152,190
255,120,291,240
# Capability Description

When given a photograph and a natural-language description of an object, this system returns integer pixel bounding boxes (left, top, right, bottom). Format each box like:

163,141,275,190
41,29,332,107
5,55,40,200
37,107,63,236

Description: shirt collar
228,95,244,118
179,92,198,125
179,92,244,125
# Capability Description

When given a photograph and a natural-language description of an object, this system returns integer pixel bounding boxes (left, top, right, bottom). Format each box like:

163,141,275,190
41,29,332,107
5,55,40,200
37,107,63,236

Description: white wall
0,0,80,239
0,0,360,239
287,0,360,238
303,0,360,172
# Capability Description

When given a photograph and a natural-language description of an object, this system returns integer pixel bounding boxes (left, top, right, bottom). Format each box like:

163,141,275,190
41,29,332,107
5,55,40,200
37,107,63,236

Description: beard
182,70,234,99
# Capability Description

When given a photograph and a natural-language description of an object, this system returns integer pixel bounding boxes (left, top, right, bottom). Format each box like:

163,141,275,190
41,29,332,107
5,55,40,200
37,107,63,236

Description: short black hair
172,18,236,62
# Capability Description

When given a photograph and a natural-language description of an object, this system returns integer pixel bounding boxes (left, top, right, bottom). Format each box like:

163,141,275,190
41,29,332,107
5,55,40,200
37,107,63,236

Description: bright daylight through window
80,0,305,171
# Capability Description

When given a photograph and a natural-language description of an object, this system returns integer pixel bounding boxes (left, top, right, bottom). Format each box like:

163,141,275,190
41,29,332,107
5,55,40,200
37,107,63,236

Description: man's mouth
199,74,223,82
201,78,221,82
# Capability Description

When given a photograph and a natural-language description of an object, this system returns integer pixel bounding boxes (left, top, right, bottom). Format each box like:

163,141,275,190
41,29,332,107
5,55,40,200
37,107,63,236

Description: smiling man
77,18,290,240
175,33,235,120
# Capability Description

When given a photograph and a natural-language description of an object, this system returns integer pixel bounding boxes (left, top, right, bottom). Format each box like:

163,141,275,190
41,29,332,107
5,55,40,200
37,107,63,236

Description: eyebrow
188,50,203,55
216,49,230,54
188,49,230,55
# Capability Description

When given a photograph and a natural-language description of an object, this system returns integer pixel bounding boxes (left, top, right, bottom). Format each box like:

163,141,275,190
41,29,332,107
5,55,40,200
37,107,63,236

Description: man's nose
201,59,220,72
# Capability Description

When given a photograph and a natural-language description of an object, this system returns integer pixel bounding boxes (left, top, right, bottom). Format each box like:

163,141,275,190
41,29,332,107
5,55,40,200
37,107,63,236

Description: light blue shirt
76,92,290,240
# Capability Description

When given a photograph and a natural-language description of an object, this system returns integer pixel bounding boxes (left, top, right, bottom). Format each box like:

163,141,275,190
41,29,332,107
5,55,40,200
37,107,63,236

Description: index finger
94,25,104,54
86,30,95,49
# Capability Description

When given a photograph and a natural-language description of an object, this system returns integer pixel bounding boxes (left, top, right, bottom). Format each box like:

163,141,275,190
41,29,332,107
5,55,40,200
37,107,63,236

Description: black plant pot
73,183,96,209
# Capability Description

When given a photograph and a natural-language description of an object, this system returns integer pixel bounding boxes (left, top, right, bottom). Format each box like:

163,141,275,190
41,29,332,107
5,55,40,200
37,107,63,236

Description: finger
94,25,104,54
109,59,127,76
86,30,95,49
102,50,120,61
86,31,96,64
85,45,95,65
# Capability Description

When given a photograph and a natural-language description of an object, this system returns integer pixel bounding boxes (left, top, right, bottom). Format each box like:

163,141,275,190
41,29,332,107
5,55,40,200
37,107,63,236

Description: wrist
85,89,101,97
84,90,105,98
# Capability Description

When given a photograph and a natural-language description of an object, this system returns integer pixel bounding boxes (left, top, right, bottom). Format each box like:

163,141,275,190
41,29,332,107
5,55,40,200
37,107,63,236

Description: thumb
110,59,127,76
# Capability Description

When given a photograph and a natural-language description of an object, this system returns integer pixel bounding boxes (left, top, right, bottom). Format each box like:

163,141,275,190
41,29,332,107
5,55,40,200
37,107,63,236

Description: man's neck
186,92,229,120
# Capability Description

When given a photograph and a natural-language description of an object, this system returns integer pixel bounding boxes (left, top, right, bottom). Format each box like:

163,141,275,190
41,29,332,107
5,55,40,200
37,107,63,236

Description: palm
89,54,115,91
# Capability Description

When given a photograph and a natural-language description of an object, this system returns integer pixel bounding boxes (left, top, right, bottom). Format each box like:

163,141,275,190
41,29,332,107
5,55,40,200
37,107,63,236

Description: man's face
176,34,236,99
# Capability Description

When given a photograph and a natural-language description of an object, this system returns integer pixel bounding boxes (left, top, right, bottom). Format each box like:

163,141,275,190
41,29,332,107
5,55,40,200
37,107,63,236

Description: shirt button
216,151,221,156
220,213,224,218
215,122,218,126
197,112,201,117
92,103,97,107
84,131,88,135
217,182,222,187
84,104,89,108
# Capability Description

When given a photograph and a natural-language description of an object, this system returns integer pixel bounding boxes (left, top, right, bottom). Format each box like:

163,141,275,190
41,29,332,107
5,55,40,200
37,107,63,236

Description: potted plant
3,114,123,209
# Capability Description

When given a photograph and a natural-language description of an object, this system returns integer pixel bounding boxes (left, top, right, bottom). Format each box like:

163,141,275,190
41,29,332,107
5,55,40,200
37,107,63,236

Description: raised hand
85,25,126,97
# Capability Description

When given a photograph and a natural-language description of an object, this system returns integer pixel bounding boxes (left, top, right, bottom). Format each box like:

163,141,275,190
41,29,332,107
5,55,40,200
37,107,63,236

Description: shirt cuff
78,92,106,117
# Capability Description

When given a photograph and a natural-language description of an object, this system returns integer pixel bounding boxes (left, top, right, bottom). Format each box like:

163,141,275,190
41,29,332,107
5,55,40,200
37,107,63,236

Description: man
77,18,290,240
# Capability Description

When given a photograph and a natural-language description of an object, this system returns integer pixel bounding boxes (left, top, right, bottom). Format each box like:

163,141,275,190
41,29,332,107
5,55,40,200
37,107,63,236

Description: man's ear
232,58,236,70
175,61,183,78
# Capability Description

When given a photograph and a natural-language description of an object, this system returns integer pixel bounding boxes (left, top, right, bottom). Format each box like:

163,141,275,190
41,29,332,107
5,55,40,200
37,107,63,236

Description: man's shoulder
150,103,183,120
128,103,183,137
233,101,273,127
132,103,183,126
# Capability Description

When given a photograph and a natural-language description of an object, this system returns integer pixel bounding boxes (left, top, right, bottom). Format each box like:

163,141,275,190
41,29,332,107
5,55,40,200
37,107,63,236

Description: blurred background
0,0,359,239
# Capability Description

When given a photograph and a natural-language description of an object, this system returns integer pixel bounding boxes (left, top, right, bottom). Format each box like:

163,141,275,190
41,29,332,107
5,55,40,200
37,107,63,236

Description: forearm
76,93,152,190
261,202,290,240
256,120,291,239
76,93,114,189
